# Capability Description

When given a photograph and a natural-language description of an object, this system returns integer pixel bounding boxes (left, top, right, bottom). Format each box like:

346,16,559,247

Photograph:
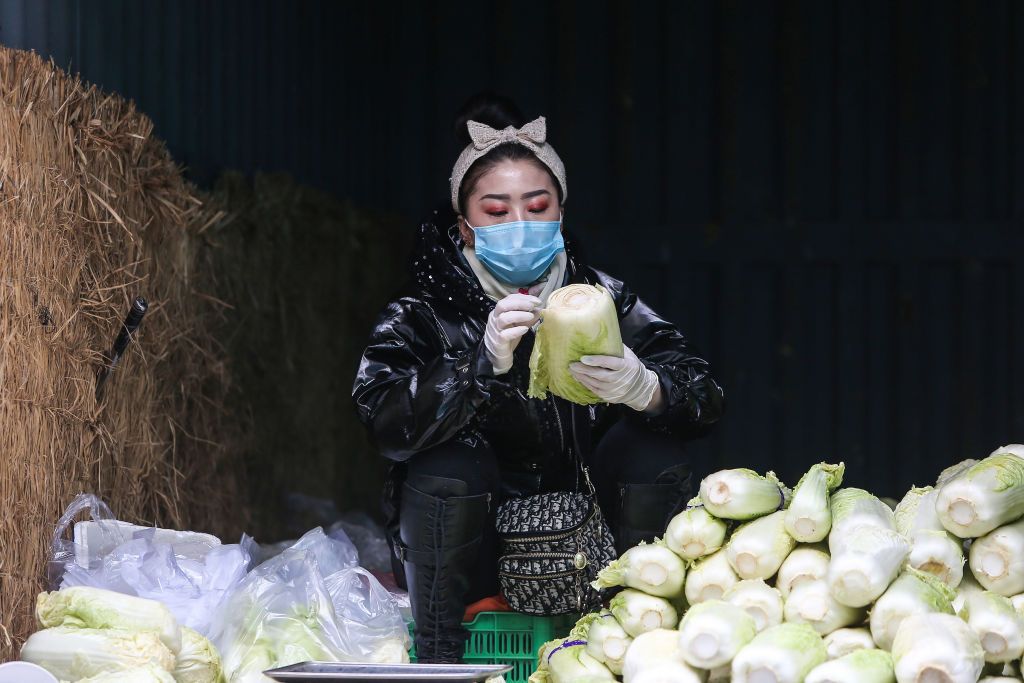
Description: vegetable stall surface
537,447,1024,682
527,284,623,405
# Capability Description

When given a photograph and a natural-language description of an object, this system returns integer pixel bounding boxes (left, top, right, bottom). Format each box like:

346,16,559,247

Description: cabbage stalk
174,627,226,683
776,546,831,599
785,462,845,542
784,579,866,636
685,548,740,605
677,599,757,669
906,529,965,589
731,622,827,683
621,629,700,683
726,510,797,579
969,517,1024,597
894,487,944,536
76,665,177,682
665,497,729,560
35,587,181,654
894,486,965,588
805,648,895,683
571,612,632,675
1010,593,1024,616
935,452,1024,538
989,443,1024,458
699,469,790,520
829,489,896,541
528,284,623,405
891,613,985,683
960,590,1024,663
823,628,876,660
868,568,956,650
20,626,175,681
952,569,986,614
608,589,678,637
935,459,979,486
827,525,910,607
530,637,614,683
629,663,704,683
592,540,686,598
724,579,784,632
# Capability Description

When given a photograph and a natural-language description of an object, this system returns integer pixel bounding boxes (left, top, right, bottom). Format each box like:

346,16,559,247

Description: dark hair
453,92,563,214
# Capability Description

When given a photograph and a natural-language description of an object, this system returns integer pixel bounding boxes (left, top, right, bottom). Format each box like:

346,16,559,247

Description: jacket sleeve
597,271,725,437
351,298,497,461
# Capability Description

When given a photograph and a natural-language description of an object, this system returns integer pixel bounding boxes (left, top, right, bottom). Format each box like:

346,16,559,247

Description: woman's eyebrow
479,189,550,201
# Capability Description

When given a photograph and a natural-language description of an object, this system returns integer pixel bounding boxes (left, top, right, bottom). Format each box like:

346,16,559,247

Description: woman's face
459,159,562,248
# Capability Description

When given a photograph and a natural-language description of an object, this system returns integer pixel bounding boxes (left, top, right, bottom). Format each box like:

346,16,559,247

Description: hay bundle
0,47,246,659
203,173,409,540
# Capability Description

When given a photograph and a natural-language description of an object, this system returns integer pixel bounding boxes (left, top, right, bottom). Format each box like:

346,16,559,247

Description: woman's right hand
484,293,542,375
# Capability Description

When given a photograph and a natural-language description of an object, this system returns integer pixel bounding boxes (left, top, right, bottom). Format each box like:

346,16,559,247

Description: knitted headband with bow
449,116,567,213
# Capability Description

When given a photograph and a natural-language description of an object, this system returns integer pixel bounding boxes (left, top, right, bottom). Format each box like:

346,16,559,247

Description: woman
352,95,724,663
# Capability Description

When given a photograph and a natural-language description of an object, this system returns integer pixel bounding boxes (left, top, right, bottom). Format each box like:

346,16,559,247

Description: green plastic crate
408,611,580,683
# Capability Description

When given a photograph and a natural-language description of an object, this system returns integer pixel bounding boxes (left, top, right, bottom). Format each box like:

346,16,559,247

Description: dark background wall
4,0,1021,499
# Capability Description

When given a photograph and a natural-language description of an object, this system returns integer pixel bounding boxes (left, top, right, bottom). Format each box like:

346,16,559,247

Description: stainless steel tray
264,662,513,682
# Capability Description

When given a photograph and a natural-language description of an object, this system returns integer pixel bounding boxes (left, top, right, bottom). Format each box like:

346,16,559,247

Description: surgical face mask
466,216,565,286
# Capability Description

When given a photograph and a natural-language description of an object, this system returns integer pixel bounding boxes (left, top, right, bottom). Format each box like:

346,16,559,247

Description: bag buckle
581,465,596,496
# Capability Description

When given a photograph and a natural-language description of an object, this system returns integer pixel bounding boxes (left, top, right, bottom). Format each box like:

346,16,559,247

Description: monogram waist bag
494,467,617,615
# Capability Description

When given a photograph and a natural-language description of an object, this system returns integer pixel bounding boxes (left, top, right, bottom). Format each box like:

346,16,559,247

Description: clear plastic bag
212,528,409,682
324,567,411,664
47,493,118,589
327,512,392,573
51,494,249,636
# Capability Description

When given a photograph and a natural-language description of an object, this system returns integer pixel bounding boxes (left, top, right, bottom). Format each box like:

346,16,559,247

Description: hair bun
453,92,525,147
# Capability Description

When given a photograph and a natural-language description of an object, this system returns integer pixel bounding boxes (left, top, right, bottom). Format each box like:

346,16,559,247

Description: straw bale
202,173,409,540
0,47,246,659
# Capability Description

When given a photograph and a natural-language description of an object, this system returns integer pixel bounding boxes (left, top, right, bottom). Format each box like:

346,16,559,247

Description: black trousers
394,417,690,604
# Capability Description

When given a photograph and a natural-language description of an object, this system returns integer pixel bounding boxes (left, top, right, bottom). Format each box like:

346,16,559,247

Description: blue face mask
467,217,565,286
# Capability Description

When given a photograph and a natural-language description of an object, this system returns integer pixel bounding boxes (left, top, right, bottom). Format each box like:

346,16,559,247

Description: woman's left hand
570,344,665,414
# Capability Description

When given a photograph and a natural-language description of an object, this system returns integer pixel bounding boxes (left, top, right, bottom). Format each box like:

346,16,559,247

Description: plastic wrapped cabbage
211,528,409,682
528,284,623,405
174,627,227,683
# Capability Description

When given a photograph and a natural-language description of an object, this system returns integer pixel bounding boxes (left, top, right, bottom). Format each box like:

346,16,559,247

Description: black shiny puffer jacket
352,217,725,498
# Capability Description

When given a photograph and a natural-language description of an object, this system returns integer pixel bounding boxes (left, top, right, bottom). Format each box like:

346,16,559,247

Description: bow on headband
450,116,567,212
467,117,548,151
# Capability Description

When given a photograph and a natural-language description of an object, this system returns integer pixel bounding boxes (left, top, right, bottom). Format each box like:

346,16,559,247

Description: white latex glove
569,343,663,412
484,293,541,375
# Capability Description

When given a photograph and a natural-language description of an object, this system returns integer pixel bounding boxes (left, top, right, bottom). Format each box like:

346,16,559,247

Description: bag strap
569,402,597,498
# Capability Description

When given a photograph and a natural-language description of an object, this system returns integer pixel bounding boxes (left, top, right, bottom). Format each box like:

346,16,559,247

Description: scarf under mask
462,246,568,306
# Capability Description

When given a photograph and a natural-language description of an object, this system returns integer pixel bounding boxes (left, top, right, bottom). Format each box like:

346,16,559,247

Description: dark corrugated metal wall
2,0,1020,496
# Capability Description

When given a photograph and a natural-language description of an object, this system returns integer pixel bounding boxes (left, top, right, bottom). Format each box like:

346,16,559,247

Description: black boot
398,475,490,663
615,463,692,555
